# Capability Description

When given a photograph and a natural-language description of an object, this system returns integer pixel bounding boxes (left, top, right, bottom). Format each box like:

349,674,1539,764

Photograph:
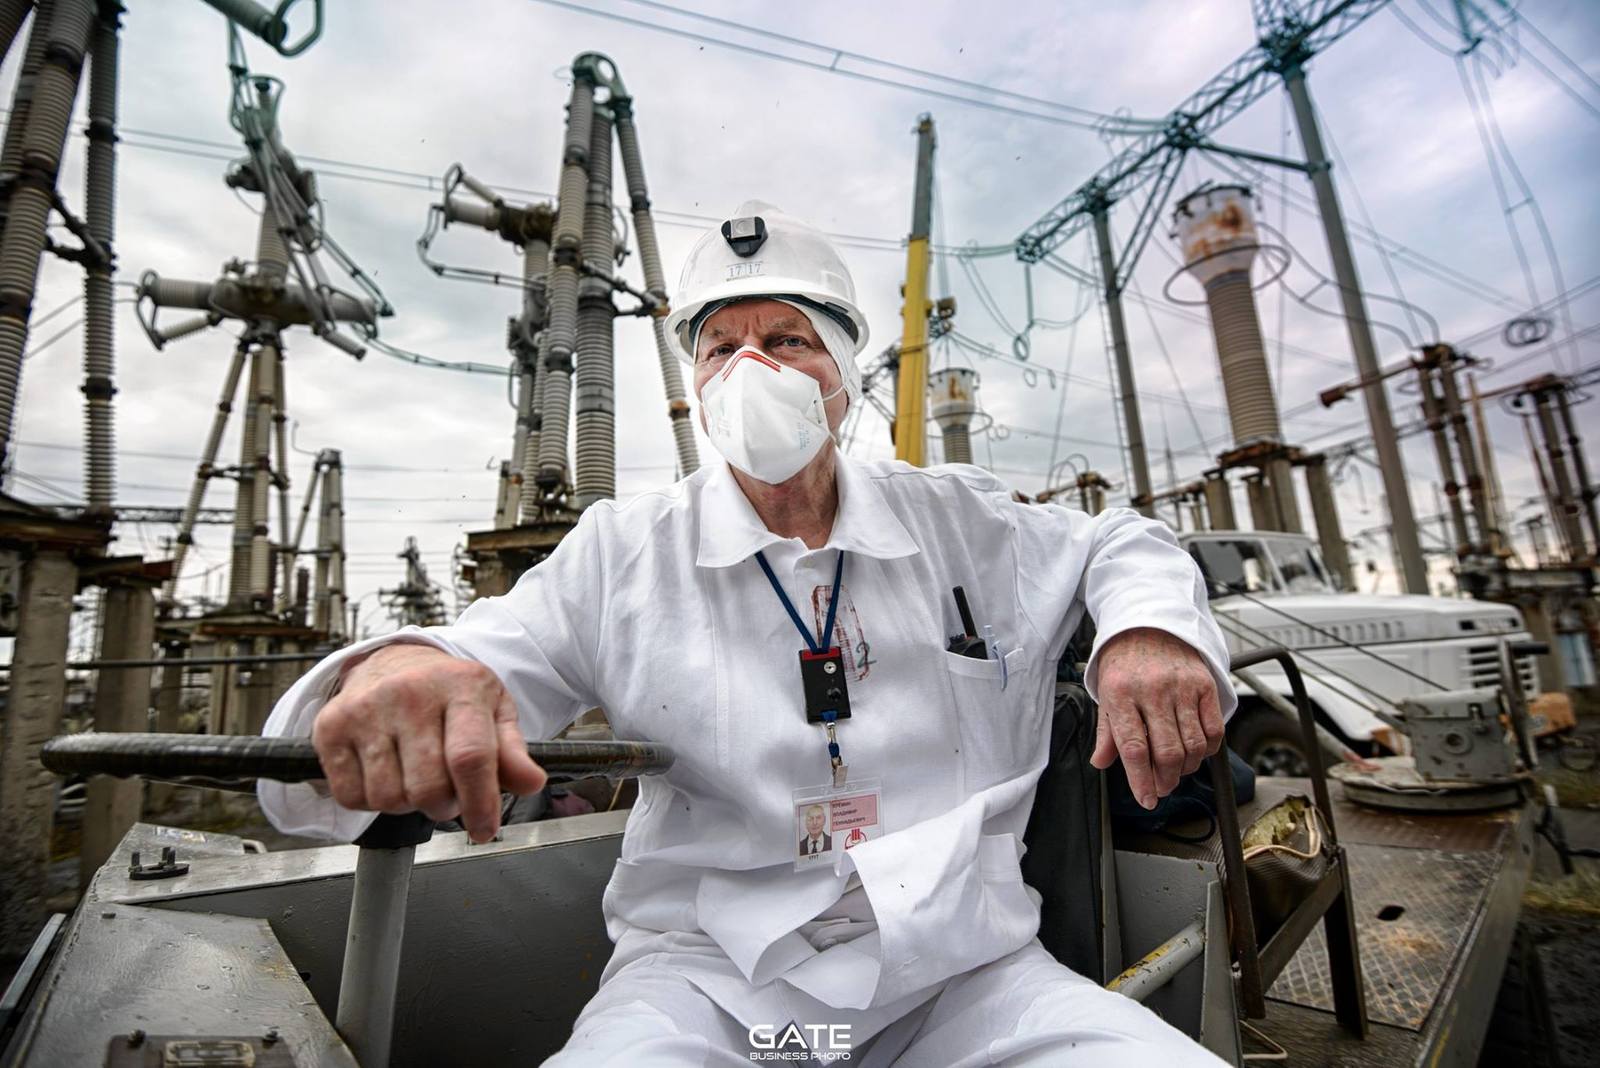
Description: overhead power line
524,0,1162,133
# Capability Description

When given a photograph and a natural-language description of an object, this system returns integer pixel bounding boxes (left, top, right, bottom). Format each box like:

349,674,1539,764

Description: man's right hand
310,644,547,842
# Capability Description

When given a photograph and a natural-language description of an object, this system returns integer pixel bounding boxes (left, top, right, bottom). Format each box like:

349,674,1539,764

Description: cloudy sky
4,0,1597,639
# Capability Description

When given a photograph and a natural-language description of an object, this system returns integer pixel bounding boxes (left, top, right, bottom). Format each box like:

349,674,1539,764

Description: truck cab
1179,530,1539,774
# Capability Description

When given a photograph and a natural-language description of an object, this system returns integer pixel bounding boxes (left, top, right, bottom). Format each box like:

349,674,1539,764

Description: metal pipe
1468,373,1507,554
1091,203,1153,516
0,0,93,477
1106,918,1205,1002
1282,61,1428,594
610,95,698,477
334,842,414,1068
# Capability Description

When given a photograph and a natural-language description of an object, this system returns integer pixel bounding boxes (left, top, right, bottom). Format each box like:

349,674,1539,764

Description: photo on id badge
793,780,882,869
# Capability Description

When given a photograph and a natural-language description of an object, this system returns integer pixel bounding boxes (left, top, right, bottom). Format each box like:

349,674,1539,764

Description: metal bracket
128,846,189,881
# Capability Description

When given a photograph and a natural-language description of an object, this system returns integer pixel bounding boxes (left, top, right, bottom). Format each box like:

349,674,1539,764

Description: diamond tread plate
1267,844,1499,1029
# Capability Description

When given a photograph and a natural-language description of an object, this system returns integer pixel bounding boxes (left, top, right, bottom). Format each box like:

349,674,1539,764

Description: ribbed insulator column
255,195,289,284
941,424,973,465
538,78,593,494
229,346,262,608
0,0,90,473
0,0,55,185
573,108,615,509
930,367,979,467
323,453,346,640
612,97,699,476
80,3,118,513
553,77,592,251
0,0,34,72
247,341,277,605
1203,270,1281,446
518,235,550,523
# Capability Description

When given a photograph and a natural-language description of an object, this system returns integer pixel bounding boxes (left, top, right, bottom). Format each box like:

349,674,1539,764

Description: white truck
1179,530,1540,775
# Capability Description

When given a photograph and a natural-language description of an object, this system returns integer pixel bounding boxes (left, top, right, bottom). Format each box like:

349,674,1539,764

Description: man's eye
775,336,807,349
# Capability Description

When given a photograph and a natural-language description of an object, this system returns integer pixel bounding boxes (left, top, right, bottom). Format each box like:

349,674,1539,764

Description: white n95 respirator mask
700,346,843,484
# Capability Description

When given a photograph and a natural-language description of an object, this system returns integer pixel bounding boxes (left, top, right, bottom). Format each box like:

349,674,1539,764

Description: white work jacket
259,456,1235,1034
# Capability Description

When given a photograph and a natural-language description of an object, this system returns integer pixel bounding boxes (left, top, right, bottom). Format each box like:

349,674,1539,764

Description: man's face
692,298,849,435
805,806,825,837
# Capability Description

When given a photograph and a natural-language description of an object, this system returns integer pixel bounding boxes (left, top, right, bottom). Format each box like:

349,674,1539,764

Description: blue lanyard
754,549,845,654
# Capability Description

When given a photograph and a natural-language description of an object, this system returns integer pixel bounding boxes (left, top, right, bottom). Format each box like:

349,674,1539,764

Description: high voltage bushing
1172,185,1301,534
1171,185,1282,446
0,0,33,67
0,0,56,192
536,69,597,494
81,2,119,514
611,93,698,477
929,367,979,466
518,225,552,524
573,105,616,509
0,0,94,473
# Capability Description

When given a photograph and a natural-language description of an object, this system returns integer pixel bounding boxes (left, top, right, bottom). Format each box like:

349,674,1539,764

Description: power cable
525,0,1162,134
1463,51,1582,374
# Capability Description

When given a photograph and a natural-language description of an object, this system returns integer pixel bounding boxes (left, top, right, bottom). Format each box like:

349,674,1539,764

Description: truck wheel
1230,711,1311,778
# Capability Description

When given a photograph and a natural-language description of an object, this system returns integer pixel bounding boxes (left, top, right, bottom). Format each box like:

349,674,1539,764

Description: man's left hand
1090,627,1226,810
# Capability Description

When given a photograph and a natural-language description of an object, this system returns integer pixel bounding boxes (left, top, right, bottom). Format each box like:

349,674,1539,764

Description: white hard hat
665,201,871,371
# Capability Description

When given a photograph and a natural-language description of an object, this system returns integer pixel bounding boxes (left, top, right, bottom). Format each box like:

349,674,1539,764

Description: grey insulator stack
573,107,615,509
612,96,698,477
0,0,53,197
537,75,593,493
229,351,260,607
80,4,118,513
313,450,345,639
255,195,289,284
168,340,248,602
929,367,979,466
518,234,550,523
247,343,277,604
0,0,91,474
1202,271,1281,446
0,0,33,69
1172,187,1282,447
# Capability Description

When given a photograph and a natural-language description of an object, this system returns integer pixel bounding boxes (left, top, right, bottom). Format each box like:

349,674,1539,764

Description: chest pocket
944,645,1036,793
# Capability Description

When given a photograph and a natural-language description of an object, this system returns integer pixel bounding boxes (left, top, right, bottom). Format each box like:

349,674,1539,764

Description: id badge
792,778,882,871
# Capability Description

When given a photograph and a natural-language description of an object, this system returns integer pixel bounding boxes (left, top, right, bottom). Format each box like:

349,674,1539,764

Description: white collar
695,453,920,569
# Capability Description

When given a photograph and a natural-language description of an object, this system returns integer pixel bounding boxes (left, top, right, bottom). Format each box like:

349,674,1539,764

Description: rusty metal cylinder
930,367,979,466
1173,186,1282,447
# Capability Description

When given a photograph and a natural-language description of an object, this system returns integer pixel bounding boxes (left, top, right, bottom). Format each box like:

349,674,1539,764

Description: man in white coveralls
260,203,1234,1066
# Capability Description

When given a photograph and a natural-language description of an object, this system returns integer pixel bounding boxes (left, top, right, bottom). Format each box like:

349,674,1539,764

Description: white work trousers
543,940,1224,1067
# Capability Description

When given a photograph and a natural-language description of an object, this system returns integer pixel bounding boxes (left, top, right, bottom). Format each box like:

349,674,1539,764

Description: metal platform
1262,779,1535,1067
